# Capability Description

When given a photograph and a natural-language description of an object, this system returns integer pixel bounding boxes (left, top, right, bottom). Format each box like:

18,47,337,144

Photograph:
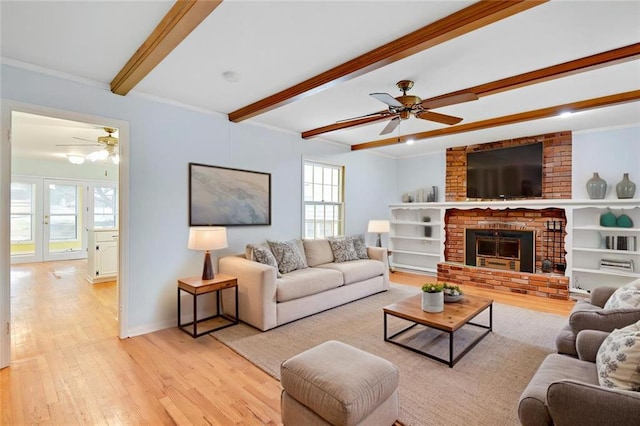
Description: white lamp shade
188,227,228,251
368,220,390,233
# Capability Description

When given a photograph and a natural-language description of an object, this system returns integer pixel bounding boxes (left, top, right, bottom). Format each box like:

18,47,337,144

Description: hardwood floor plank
3,260,572,424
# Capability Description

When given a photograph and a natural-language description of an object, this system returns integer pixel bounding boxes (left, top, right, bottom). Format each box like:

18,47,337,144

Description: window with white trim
303,161,344,239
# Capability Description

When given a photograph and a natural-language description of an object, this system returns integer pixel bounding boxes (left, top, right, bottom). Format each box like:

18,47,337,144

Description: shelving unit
571,205,640,292
388,199,640,292
389,205,443,274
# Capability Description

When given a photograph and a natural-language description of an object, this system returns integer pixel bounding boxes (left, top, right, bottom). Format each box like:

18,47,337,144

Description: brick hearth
437,262,569,299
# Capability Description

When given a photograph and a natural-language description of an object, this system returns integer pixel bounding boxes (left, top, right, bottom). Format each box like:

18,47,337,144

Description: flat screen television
466,143,543,199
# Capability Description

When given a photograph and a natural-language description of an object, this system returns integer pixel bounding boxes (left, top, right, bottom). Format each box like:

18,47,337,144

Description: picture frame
189,163,271,226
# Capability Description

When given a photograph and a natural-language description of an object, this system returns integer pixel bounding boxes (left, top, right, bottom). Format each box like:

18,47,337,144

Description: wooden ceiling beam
228,0,547,122
304,43,640,139
351,90,640,151
423,42,640,104
110,0,223,96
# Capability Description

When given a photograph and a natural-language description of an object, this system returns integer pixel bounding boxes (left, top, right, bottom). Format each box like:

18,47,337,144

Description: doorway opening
1,103,129,369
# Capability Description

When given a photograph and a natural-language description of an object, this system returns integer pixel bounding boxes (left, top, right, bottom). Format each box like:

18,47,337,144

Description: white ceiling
2,0,639,160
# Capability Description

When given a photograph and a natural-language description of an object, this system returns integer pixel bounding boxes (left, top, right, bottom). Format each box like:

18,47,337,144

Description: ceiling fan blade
56,143,101,147
370,92,403,108
73,136,97,143
302,113,391,139
380,117,401,135
420,92,478,109
336,110,389,123
416,111,463,125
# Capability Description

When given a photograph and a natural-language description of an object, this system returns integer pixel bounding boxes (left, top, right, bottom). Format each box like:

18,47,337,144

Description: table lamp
188,227,228,280
368,220,390,247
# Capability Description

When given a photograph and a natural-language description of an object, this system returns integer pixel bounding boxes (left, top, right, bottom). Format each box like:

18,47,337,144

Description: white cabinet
87,228,118,283
389,205,444,274
571,204,640,292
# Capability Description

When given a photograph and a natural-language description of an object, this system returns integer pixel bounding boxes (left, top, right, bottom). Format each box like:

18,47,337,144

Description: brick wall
438,262,569,299
445,131,572,201
444,208,567,273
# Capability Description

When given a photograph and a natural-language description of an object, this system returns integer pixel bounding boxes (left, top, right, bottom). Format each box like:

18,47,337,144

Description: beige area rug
211,284,566,426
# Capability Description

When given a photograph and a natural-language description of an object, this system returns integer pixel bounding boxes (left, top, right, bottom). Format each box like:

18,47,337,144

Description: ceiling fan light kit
67,154,85,165
60,126,119,165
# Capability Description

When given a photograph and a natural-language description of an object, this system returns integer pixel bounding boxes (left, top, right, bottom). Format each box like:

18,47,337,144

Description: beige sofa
219,238,389,331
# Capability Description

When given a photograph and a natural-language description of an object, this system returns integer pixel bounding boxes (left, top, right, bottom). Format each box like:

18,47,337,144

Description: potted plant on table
443,283,464,303
421,283,444,313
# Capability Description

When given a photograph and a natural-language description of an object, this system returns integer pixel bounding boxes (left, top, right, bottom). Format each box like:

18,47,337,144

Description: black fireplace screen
466,229,534,273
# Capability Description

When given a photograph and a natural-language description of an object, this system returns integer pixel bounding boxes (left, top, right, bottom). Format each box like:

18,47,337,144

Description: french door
11,177,87,263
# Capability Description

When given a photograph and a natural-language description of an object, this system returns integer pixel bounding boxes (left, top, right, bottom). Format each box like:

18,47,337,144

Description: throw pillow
349,234,369,259
328,237,359,263
267,240,308,274
604,279,640,310
251,245,281,278
302,239,335,267
596,319,640,391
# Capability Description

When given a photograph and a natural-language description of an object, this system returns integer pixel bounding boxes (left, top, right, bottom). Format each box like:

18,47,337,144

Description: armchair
555,286,640,356
519,330,640,426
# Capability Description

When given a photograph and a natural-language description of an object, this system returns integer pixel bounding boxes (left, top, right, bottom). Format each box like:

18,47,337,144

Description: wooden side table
177,273,238,338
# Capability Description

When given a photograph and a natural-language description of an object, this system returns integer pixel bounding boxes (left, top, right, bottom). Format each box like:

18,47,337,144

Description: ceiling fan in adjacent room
302,80,478,139
57,127,119,164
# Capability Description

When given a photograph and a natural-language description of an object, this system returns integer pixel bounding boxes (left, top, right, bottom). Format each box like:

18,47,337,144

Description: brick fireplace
437,132,572,299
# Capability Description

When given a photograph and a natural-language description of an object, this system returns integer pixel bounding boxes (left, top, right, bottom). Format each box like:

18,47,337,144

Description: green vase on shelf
616,173,636,199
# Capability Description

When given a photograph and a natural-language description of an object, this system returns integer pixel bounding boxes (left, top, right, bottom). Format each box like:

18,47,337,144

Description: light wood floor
1,261,574,424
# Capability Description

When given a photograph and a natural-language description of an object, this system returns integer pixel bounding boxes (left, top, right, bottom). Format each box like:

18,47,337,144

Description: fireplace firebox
465,229,535,273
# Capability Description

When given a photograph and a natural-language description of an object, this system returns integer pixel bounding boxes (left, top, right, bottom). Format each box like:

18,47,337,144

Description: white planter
422,291,444,313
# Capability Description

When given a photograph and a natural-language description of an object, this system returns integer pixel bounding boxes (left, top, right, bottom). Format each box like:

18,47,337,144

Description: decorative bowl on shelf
444,294,463,303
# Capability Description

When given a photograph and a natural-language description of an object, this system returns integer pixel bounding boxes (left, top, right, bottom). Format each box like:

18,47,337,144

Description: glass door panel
44,180,86,261
10,179,42,263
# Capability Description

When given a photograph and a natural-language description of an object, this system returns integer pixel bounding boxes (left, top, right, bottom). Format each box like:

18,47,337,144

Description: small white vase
422,291,444,313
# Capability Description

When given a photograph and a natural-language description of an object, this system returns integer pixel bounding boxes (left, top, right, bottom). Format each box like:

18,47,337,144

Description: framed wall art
189,163,271,226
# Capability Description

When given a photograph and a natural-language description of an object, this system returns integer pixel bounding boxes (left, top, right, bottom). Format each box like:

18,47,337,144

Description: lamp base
202,251,214,280
376,233,382,247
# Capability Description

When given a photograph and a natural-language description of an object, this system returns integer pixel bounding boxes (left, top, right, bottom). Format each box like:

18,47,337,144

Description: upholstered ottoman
280,340,399,426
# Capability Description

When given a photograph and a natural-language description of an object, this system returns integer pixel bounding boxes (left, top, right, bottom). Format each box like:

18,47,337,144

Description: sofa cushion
604,280,640,310
316,259,385,285
350,234,369,259
246,243,282,278
302,239,334,267
596,320,640,391
328,236,359,262
268,239,308,274
276,267,343,302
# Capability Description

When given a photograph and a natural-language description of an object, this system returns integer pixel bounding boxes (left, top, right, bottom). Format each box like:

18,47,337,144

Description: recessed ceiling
1,0,639,159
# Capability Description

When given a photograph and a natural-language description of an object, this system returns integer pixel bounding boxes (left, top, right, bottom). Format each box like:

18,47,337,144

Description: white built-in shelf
391,263,437,274
392,220,441,226
572,267,640,278
391,249,440,257
573,247,640,256
390,236,440,242
573,225,640,233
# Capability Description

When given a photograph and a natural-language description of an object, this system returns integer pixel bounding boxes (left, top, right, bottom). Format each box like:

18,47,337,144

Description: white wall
396,151,446,203
13,157,118,181
396,126,640,202
0,64,397,336
572,125,640,200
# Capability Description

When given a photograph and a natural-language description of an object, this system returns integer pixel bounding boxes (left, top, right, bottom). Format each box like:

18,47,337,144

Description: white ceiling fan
57,127,119,164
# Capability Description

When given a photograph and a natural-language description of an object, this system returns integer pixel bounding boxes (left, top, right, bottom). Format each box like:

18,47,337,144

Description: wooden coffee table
383,293,493,368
